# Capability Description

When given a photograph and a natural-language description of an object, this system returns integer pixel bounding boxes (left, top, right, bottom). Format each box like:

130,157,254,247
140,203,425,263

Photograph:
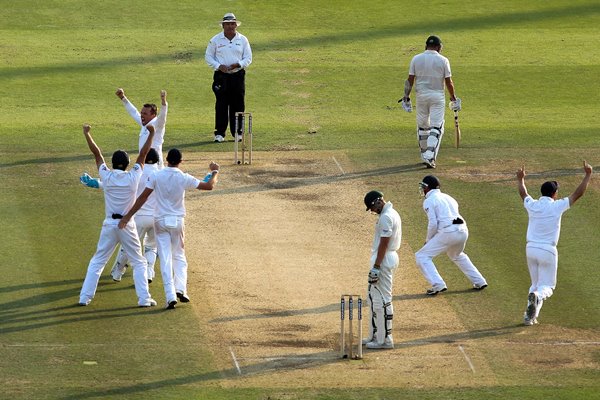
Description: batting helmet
364,190,383,211
421,175,440,189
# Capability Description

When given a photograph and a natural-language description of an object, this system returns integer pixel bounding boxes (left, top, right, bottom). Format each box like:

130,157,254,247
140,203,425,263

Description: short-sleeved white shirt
423,189,464,241
137,163,159,217
371,202,402,254
524,196,570,247
205,32,253,73
98,163,143,223
147,167,201,218
409,50,452,93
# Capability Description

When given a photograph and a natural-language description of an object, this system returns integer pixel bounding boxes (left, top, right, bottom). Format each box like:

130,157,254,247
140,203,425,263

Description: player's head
112,150,130,171
145,148,159,165
364,190,384,213
140,103,157,126
166,148,182,166
425,35,443,51
419,175,440,196
541,181,559,198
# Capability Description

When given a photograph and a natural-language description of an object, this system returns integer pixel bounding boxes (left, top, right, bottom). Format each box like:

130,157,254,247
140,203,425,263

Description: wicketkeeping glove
368,267,380,284
80,172,102,189
449,97,462,112
398,97,412,113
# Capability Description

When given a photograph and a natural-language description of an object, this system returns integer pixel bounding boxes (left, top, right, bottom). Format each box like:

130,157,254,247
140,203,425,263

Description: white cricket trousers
80,220,152,304
415,226,487,289
416,91,446,130
367,252,398,344
526,243,558,301
155,217,188,303
115,214,157,278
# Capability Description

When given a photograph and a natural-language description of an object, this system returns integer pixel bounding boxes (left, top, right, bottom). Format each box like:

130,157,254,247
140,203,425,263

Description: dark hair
143,103,158,116
112,150,130,170
145,148,159,164
541,181,559,197
166,148,182,165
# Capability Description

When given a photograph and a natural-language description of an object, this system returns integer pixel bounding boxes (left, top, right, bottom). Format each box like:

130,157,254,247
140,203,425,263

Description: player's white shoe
366,336,394,350
111,261,128,282
78,297,91,306
214,135,224,143
525,292,537,321
426,286,447,296
138,298,157,307
176,292,190,303
362,337,374,345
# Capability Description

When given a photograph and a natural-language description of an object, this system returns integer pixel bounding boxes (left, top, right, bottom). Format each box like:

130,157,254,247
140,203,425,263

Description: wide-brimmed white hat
220,13,241,26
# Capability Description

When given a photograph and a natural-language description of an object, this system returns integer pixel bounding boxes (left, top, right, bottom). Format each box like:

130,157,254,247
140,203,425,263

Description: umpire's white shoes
426,286,447,296
214,135,224,143
366,336,394,350
139,298,157,307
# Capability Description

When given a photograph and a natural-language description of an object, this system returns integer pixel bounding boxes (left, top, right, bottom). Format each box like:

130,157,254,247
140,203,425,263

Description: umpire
205,13,253,143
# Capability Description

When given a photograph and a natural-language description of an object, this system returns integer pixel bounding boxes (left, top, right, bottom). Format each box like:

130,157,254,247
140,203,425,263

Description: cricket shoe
366,337,394,350
78,297,91,306
362,337,374,345
426,286,447,296
523,314,538,326
525,292,537,322
176,292,190,303
424,159,436,169
165,299,178,310
139,298,157,307
214,135,224,143
235,134,243,142
473,283,488,291
111,261,128,282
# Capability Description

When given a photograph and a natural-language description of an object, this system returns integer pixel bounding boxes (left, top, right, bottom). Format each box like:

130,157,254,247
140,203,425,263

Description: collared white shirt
423,189,464,241
409,50,452,93
205,32,252,73
137,163,159,217
147,167,201,218
524,195,570,246
371,202,402,254
98,162,143,223
121,98,168,167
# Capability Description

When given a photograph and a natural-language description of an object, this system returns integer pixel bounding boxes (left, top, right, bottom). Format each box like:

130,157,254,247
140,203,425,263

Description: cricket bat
454,110,461,149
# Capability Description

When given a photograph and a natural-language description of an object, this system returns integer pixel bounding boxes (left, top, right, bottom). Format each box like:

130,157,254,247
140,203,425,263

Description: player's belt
111,213,124,219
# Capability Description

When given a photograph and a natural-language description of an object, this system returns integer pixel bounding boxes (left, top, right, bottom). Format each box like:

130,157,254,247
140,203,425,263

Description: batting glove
80,173,102,189
368,267,380,284
399,97,412,113
449,97,462,112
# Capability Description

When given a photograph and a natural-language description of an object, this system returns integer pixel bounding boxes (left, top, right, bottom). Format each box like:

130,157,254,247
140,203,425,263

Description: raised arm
116,87,142,126
134,124,155,166
154,90,168,129
82,124,105,169
516,165,529,200
568,160,593,206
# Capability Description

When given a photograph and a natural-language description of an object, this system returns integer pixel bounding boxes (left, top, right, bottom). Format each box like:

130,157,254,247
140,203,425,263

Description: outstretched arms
82,124,105,169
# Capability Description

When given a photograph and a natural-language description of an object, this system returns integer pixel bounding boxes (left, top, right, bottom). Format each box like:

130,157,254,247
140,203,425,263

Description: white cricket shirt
147,167,201,218
137,163,159,217
524,195,570,247
422,189,464,241
371,202,402,254
409,50,452,93
205,32,252,73
98,163,143,223
122,98,167,167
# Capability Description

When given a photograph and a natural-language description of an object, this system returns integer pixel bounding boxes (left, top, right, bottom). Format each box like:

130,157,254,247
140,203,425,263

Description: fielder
119,149,220,309
78,124,156,307
362,190,401,350
415,175,487,295
401,35,460,169
517,161,592,325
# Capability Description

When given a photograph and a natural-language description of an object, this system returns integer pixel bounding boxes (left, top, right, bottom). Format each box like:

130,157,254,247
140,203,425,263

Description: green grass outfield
1,1,599,399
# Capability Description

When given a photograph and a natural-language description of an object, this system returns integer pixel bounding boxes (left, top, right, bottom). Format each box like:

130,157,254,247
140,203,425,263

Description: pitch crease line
229,346,242,375
332,156,345,175
458,345,475,373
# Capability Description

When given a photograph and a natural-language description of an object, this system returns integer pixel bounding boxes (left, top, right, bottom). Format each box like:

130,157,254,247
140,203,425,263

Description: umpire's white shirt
371,202,402,256
98,163,142,223
205,32,253,73
409,50,452,93
147,167,200,218
524,196,570,248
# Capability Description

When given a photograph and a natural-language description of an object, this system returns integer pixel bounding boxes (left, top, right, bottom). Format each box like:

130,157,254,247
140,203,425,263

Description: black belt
452,218,464,225
112,213,123,220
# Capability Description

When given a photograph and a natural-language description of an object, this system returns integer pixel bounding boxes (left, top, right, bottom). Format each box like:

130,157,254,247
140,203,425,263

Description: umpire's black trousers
212,69,246,137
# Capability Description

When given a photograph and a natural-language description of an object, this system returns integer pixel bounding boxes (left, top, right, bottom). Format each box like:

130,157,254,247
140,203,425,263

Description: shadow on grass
2,3,599,81
55,324,522,400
